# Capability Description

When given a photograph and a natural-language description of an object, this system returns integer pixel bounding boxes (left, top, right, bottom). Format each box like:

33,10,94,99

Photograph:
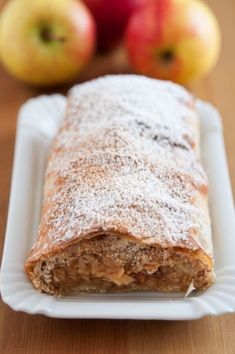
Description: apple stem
160,49,174,64
40,27,66,43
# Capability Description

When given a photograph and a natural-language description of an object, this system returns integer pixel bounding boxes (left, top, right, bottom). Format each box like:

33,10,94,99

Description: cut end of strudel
25,75,214,295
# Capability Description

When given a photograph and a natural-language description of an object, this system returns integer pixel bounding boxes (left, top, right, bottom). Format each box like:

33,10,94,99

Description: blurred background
0,1,235,352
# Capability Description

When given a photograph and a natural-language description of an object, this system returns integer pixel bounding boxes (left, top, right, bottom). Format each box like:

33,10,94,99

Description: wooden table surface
0,0,234,353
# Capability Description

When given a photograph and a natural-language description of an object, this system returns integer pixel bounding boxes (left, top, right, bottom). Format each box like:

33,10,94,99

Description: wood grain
0,0,234,353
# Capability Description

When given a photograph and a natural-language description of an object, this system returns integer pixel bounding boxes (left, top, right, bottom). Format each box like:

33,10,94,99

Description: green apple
0,0,96,86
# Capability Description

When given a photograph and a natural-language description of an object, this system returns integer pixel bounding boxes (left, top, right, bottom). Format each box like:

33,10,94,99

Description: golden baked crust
25,75,214,295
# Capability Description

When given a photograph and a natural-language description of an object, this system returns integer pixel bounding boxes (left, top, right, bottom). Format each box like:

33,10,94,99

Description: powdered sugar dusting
29,75,211,261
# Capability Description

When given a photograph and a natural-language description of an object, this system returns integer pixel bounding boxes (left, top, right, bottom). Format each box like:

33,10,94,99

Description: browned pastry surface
25,75,214,295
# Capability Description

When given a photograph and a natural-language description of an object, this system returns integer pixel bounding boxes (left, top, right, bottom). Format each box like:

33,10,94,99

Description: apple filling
29,234,214,295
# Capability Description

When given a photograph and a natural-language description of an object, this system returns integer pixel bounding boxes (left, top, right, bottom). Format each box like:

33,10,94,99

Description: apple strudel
25,75,214,295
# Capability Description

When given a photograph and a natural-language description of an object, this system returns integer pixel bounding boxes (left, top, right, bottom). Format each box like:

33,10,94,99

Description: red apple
83,0,148,50
125,0,220,84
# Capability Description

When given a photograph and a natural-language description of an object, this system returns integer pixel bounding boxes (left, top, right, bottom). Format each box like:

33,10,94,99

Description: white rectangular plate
1,94,235,320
